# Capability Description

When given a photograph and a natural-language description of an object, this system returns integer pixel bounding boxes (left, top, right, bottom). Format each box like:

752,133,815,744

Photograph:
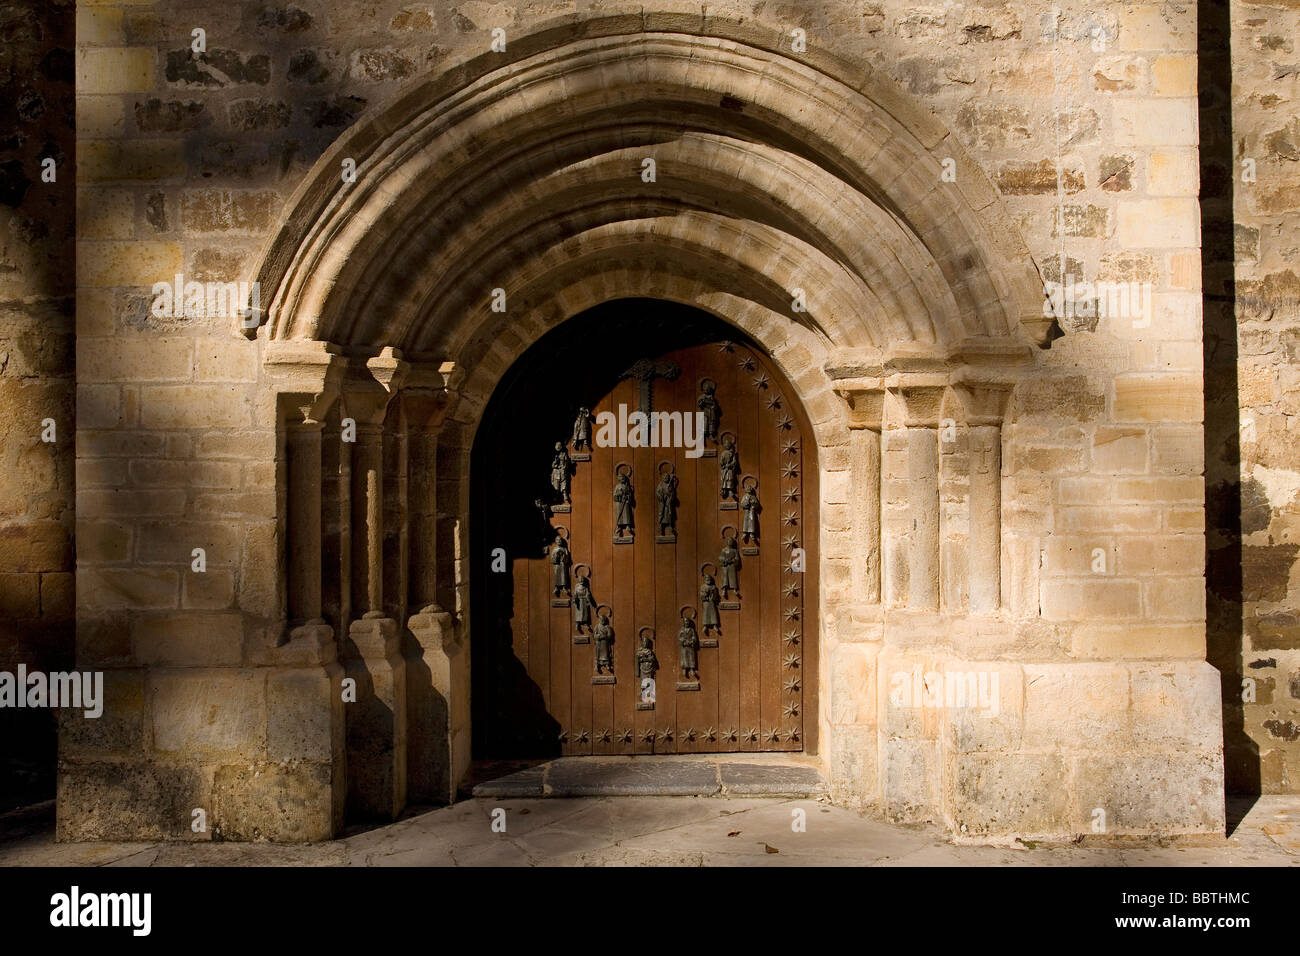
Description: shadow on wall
1198,1,1258,810
0,2,75,812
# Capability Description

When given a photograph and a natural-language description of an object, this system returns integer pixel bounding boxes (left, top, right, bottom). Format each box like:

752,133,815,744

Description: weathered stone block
212,760,338,842
150,670,265,755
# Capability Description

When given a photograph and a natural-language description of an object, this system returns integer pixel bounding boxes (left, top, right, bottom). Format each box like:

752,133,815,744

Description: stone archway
251,16,1047,827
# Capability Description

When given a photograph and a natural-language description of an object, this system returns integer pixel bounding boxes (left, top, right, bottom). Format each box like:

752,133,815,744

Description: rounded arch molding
248,12,1050,370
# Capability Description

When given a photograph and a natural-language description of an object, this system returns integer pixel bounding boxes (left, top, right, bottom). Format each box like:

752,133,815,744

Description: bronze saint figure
636,634,659,679
572,571,593,632
718,434,738,499
550,534,571,596
572,406,593,451
655,469,679,535
697,379,720,442
678,613,700,679
614,471,635,536
550,441,572,503
700,573,721,634
593,612,614,674
740,484,760,543
719,535,741,598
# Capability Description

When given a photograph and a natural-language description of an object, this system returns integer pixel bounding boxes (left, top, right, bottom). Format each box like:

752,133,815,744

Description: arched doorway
472,301,818,759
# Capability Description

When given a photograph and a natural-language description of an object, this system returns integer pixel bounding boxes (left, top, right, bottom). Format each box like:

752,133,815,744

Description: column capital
266,341,347,426
886,373,949,427
952,378,1015,427
342,347,410,425
833,380,886,431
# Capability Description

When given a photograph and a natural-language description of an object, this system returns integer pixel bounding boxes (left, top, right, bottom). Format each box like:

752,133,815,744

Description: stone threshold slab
469,756,826,799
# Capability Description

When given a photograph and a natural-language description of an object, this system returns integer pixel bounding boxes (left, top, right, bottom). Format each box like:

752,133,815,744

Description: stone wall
1214,0,1300,795
0,0,74,811
56,0,1286,842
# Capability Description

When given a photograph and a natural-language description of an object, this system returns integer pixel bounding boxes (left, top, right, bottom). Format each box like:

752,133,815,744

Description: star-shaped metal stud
783,581,800,598
641,728,656,743
596,728,612,744
783,628,801,646
783,701,800,718
783,534,799,551
683,727,697,742
775,414,793,430
557,729,570,743
744,727,759,742
617,728,633,743
701,726,717,742
721,727,738,742
717,341,736,354
572,728,590,744
764,728,783,743
783,652,801,669
659,727,674,742
786,726,801,741
780,462,799,479
783,675,801,693
765,393,783,410
782,439,799,456
752,373,770,390
738,355,756,372
783,606,800,622
782,511,798,527
781,487,799,503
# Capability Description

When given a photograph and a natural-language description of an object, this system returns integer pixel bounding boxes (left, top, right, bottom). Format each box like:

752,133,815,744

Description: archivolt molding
250,17,1048,374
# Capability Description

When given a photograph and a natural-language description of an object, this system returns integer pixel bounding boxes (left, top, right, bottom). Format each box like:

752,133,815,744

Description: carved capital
266,341,346,426
833,381,886,431
952,379,1014,427
342,347,410,425
400,387,455,432
887,373,949,427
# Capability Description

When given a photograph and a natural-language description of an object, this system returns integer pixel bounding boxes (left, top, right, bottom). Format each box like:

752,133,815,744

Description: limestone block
1116,198,1199,248
1129,661,1222,751
942,662,1024,754
151,670,265,755
945,752,1069,839
1040,578,1142,621
345,616,407,820
1069,623,1205,660
267,661,344,765
58,669,145,757
1069,751,1224,834
213,760,338,843
881,736,940,822
405,608,465,804
828,724,878,806
78,566,178,610
1022,662,1132,749
1112,374,1202,422
56,760,208,842
76,48,154,93
829,642,879,726
77,240,182,287
133,612,243,666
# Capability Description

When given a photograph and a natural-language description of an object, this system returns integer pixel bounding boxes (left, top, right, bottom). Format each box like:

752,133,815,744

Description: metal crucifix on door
620,357,681,414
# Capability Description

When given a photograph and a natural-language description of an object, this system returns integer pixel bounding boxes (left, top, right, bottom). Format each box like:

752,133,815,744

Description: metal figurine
655,467,679,535
740,480,761,543
572,406,594,451
572,570,593,632
550,441,572,504
614,469,635,537
700,573,721,634
636,634,659,680
678,612,700,679
718,434,739,499
550,534,571,596
593,610,614,674
697,379,720,443
719,536,741,598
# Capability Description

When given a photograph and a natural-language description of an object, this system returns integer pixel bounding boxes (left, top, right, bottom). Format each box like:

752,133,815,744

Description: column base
405,605,467,805
345,616,407,821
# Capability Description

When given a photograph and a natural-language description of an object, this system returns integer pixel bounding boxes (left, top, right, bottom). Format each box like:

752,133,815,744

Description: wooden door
473,313,816,758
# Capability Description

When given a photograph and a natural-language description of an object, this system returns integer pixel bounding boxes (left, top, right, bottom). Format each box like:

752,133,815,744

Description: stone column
263,341,349,838
341,349,409,821
891,378,947,611
835,384,886,604
400,376,466,805
955,381,1013,614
